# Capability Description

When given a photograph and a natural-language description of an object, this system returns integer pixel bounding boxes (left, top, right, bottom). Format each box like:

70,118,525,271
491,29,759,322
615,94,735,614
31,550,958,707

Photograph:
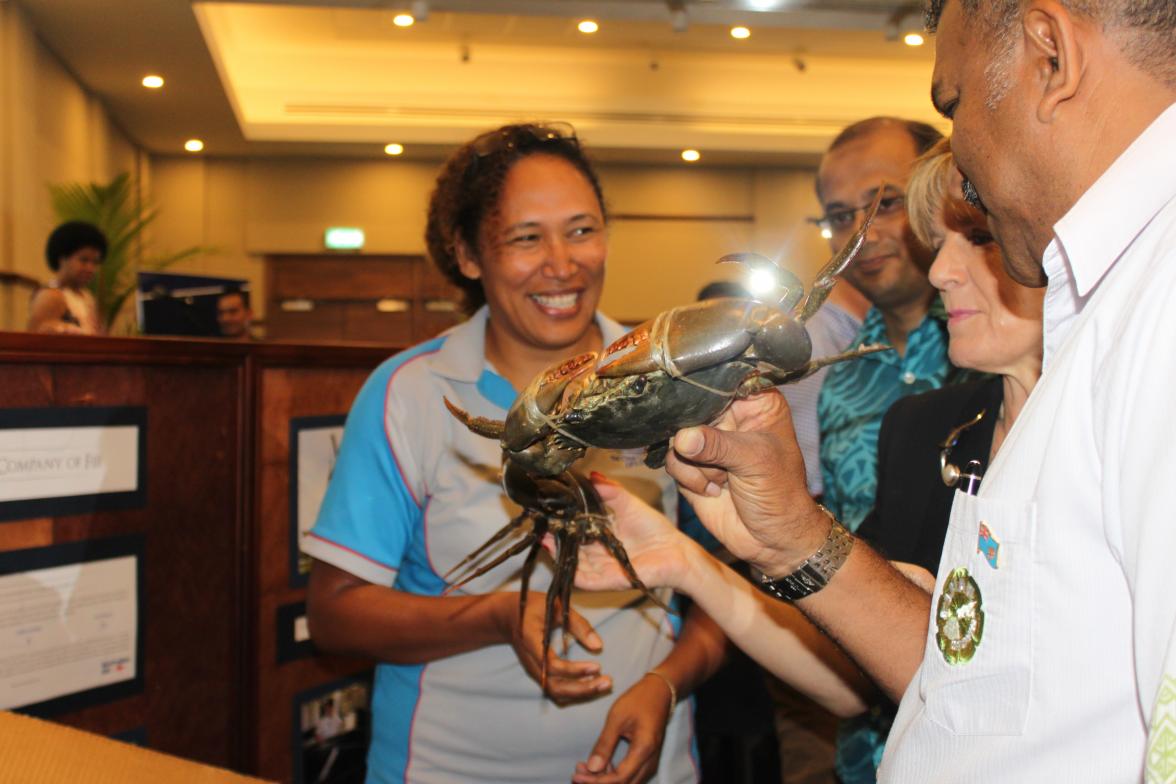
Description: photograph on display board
293,675,372,784
288,414,346,587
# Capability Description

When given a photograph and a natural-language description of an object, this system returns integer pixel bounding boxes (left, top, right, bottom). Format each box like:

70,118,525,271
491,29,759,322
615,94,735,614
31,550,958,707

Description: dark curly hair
424,123,607,315
45,221,107,271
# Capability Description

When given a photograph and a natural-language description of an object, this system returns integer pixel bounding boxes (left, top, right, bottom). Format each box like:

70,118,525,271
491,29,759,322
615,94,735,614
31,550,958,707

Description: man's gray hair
924,1,1176,92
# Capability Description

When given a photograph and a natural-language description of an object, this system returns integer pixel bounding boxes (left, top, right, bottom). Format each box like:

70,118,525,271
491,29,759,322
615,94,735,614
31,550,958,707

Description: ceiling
16,0,942,165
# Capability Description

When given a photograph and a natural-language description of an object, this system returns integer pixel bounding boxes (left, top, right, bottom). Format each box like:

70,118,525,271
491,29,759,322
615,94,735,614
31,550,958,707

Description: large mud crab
445,195,888,677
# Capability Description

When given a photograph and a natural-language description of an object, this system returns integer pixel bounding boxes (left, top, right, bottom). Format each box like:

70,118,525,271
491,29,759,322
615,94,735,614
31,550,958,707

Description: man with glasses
814,117,949,536
810,116,953,783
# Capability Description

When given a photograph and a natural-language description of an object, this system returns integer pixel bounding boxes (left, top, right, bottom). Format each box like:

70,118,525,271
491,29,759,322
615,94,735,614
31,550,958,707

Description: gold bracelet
645,669,678,714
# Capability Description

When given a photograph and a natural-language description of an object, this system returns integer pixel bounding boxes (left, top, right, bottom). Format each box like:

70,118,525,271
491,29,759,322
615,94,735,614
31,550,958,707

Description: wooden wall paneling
0,333,404,780
342,303,412,344
268,302,348,342
269,256,414,301
0,339,248,769
250,358,389,782
266,254,455,344
413,258,463,340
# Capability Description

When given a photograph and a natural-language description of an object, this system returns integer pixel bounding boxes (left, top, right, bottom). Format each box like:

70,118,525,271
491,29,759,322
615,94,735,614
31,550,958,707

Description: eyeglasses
811,192,907,235
470,121,579,159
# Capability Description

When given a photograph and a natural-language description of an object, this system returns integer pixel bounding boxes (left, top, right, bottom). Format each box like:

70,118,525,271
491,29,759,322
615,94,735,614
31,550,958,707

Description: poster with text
0,407,147,523
0,536,144,716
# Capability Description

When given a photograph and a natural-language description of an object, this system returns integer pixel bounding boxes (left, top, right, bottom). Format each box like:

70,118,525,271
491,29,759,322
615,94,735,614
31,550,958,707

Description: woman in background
28,220,106,334
305,123,724,784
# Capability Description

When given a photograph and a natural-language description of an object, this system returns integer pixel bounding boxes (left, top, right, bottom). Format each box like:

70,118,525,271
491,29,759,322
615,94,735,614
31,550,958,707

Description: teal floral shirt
817,298,954,533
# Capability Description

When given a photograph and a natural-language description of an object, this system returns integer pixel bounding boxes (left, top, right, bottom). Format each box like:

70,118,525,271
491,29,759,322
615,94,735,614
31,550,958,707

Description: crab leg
444,525,539,594
755,342,892,387
597,528,675,616
541,528,579,687
516,527,547,624
441,509,536,583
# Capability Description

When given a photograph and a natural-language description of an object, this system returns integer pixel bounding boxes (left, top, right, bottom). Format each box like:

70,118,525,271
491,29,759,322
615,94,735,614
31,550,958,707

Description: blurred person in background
217,288,255,340
28,220,106,335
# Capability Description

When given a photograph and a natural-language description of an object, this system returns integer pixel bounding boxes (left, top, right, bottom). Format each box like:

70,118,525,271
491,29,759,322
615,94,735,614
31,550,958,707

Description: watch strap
753,507,854,602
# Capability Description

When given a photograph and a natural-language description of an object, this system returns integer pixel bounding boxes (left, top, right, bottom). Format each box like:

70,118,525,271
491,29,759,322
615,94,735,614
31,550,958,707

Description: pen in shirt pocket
961,460,984,496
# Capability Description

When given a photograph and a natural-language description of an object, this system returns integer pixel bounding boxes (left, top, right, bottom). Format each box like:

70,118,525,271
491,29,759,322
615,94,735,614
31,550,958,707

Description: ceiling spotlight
393,13,414,27
184,139,204,153
887,4,927,45
820,227,833,240
577,19,599,34
668,0,688,33
681,149,701,162
141,75,164,89
730,26,751,40
384,143,404,156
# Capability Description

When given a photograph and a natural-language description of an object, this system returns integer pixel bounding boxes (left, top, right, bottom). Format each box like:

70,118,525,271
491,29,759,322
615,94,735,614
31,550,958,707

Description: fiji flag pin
977,522,1001,569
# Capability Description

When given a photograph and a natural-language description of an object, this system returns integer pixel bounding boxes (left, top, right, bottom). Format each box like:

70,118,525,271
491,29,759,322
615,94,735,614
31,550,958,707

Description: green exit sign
324,227,365,250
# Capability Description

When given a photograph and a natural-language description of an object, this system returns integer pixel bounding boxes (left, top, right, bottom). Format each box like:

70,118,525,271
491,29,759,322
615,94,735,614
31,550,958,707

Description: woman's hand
571,474,693,594
501,591,612,705
571,673,672,784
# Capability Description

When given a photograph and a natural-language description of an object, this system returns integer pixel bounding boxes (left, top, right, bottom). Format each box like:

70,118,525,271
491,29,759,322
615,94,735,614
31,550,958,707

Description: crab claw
502,352,597,452
795,188,883,323
444,397,506,441
715,252,805,312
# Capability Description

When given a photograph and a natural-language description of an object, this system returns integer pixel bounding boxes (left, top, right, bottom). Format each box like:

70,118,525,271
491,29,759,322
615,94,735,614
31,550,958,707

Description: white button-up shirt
881,101,1176,782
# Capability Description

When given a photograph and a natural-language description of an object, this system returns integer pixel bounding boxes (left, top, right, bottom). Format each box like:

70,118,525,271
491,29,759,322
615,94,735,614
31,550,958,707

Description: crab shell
485,298,810,476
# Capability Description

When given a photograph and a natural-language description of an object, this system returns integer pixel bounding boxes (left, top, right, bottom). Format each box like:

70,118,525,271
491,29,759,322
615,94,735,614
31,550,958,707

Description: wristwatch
751,506,854,602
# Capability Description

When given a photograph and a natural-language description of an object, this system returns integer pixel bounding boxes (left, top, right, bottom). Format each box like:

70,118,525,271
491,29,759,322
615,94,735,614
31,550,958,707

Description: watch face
936,567,984,664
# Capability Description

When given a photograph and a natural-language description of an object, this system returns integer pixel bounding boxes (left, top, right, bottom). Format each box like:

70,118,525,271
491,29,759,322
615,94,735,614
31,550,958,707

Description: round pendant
936,567,984,665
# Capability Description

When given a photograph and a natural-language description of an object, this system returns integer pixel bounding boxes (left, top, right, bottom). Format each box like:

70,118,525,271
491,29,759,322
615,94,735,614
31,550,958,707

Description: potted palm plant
49,172,204,333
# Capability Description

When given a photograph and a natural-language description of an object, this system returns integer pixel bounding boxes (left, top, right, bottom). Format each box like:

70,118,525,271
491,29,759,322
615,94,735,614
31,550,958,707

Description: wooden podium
0,332,399,782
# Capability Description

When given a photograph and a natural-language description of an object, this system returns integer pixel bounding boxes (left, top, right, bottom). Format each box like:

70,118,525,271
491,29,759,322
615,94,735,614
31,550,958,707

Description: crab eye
630,376,647,395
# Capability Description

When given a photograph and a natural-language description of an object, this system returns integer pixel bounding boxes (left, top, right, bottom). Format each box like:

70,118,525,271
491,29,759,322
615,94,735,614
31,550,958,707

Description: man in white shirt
658,1,1176,781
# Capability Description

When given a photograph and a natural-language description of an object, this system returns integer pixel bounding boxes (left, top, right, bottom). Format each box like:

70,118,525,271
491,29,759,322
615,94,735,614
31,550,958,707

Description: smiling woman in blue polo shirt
303,123,725,784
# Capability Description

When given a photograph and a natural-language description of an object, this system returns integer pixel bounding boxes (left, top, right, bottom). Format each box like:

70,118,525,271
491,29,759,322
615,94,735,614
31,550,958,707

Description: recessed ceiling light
393,13,414,27
730,26,751,40
820,227,833,240
577,19,599,34
681,149,701,162
384,143,404,156
141,75,164,89
904,32,925,46
184,139,204,153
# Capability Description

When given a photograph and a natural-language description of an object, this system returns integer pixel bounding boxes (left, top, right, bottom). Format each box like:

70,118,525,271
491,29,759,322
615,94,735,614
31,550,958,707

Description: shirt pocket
919,490,1035,736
